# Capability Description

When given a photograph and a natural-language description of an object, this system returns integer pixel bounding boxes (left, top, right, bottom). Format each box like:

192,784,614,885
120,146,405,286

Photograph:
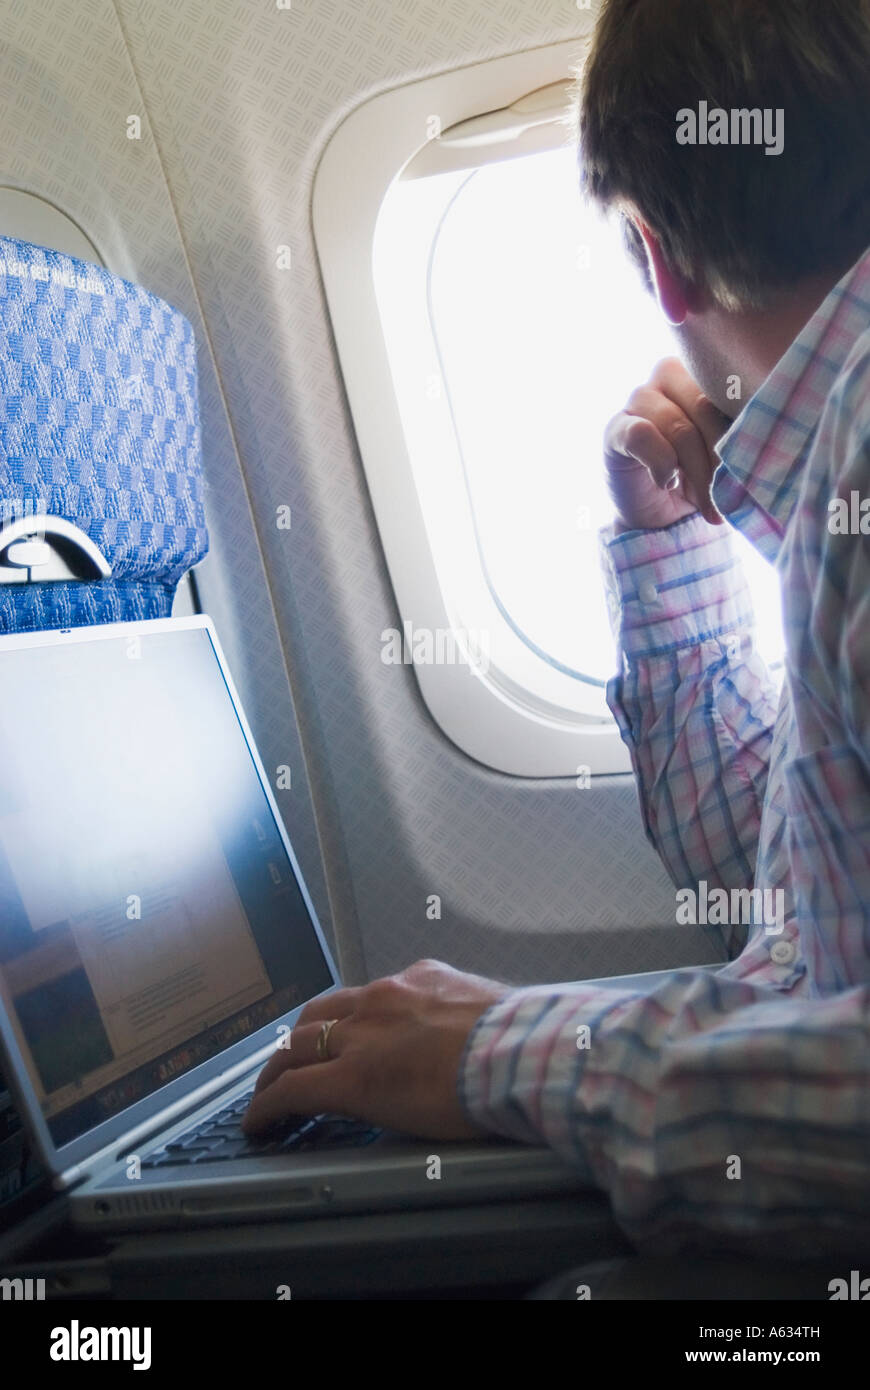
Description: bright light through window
375,140,784,719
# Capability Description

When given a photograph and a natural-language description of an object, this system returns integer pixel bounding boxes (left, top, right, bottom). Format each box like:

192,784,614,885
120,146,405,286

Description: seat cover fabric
0,236,207,632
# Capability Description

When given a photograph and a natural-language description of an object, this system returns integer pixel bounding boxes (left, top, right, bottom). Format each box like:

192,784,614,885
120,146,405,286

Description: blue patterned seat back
0,237,208,632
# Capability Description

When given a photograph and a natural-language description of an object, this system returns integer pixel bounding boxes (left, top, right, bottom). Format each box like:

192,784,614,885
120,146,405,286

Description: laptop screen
0,624,333,1148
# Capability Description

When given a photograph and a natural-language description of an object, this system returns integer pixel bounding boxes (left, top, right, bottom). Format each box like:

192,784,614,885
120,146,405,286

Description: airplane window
375,143,784,699
318,55,787,775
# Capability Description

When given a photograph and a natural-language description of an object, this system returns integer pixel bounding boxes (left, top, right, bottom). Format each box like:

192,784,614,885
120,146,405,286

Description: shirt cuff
599,513,755,661
458,985,608,1170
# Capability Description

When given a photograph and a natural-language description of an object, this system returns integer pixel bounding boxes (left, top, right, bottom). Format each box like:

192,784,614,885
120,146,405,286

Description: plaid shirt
460,246,870,1254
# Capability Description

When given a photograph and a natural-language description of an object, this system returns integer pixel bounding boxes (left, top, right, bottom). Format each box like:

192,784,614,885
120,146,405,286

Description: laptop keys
140,1094,381,1170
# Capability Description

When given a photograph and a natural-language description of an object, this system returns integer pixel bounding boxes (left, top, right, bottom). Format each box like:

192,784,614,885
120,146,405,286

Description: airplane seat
0,235,208,632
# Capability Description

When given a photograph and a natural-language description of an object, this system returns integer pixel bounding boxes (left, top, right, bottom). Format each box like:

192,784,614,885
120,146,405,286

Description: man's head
577,0,870,412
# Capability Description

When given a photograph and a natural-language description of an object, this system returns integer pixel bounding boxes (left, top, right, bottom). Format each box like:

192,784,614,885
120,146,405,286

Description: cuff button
769,939,797,966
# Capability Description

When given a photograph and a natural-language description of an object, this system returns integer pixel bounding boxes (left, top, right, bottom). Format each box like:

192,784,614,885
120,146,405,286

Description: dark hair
577,0,870,308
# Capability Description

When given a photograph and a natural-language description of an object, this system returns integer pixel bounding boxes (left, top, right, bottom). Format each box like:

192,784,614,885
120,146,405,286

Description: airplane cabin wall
0,0,725,985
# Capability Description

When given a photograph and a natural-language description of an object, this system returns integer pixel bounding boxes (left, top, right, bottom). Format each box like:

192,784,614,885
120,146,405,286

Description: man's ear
634,221,693,326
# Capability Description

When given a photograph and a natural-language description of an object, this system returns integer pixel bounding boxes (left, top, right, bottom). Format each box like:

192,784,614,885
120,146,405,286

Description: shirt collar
712,244,870,563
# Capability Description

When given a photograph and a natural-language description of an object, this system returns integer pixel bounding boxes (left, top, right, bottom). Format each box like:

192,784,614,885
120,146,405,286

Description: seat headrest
0,236,208,632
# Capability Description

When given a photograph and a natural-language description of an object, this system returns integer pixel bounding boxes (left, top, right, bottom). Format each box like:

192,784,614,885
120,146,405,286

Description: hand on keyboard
141,1089,380,1168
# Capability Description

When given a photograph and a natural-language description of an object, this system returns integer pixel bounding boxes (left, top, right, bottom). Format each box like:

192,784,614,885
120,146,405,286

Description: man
245,0,870,1255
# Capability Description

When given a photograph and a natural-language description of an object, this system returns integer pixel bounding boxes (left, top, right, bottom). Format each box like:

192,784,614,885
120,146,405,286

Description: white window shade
403,81,577,178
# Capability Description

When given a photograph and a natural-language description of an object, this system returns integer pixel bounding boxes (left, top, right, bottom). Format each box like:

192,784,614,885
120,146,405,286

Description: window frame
312,39,632,777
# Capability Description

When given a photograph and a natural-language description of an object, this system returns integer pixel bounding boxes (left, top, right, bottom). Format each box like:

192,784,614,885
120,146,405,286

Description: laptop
0,616,585,1232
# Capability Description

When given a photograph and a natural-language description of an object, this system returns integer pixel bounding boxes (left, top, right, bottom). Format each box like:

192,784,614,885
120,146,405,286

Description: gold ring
315,1018,339,1063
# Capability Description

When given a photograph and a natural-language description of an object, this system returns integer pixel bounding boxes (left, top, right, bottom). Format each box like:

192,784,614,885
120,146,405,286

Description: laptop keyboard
140,1087,381,1169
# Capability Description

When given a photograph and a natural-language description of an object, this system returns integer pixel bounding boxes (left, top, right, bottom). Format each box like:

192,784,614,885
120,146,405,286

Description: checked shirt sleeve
459,971,870,1253
780,376,870,992
460,463,870,1251
600,513,780,947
